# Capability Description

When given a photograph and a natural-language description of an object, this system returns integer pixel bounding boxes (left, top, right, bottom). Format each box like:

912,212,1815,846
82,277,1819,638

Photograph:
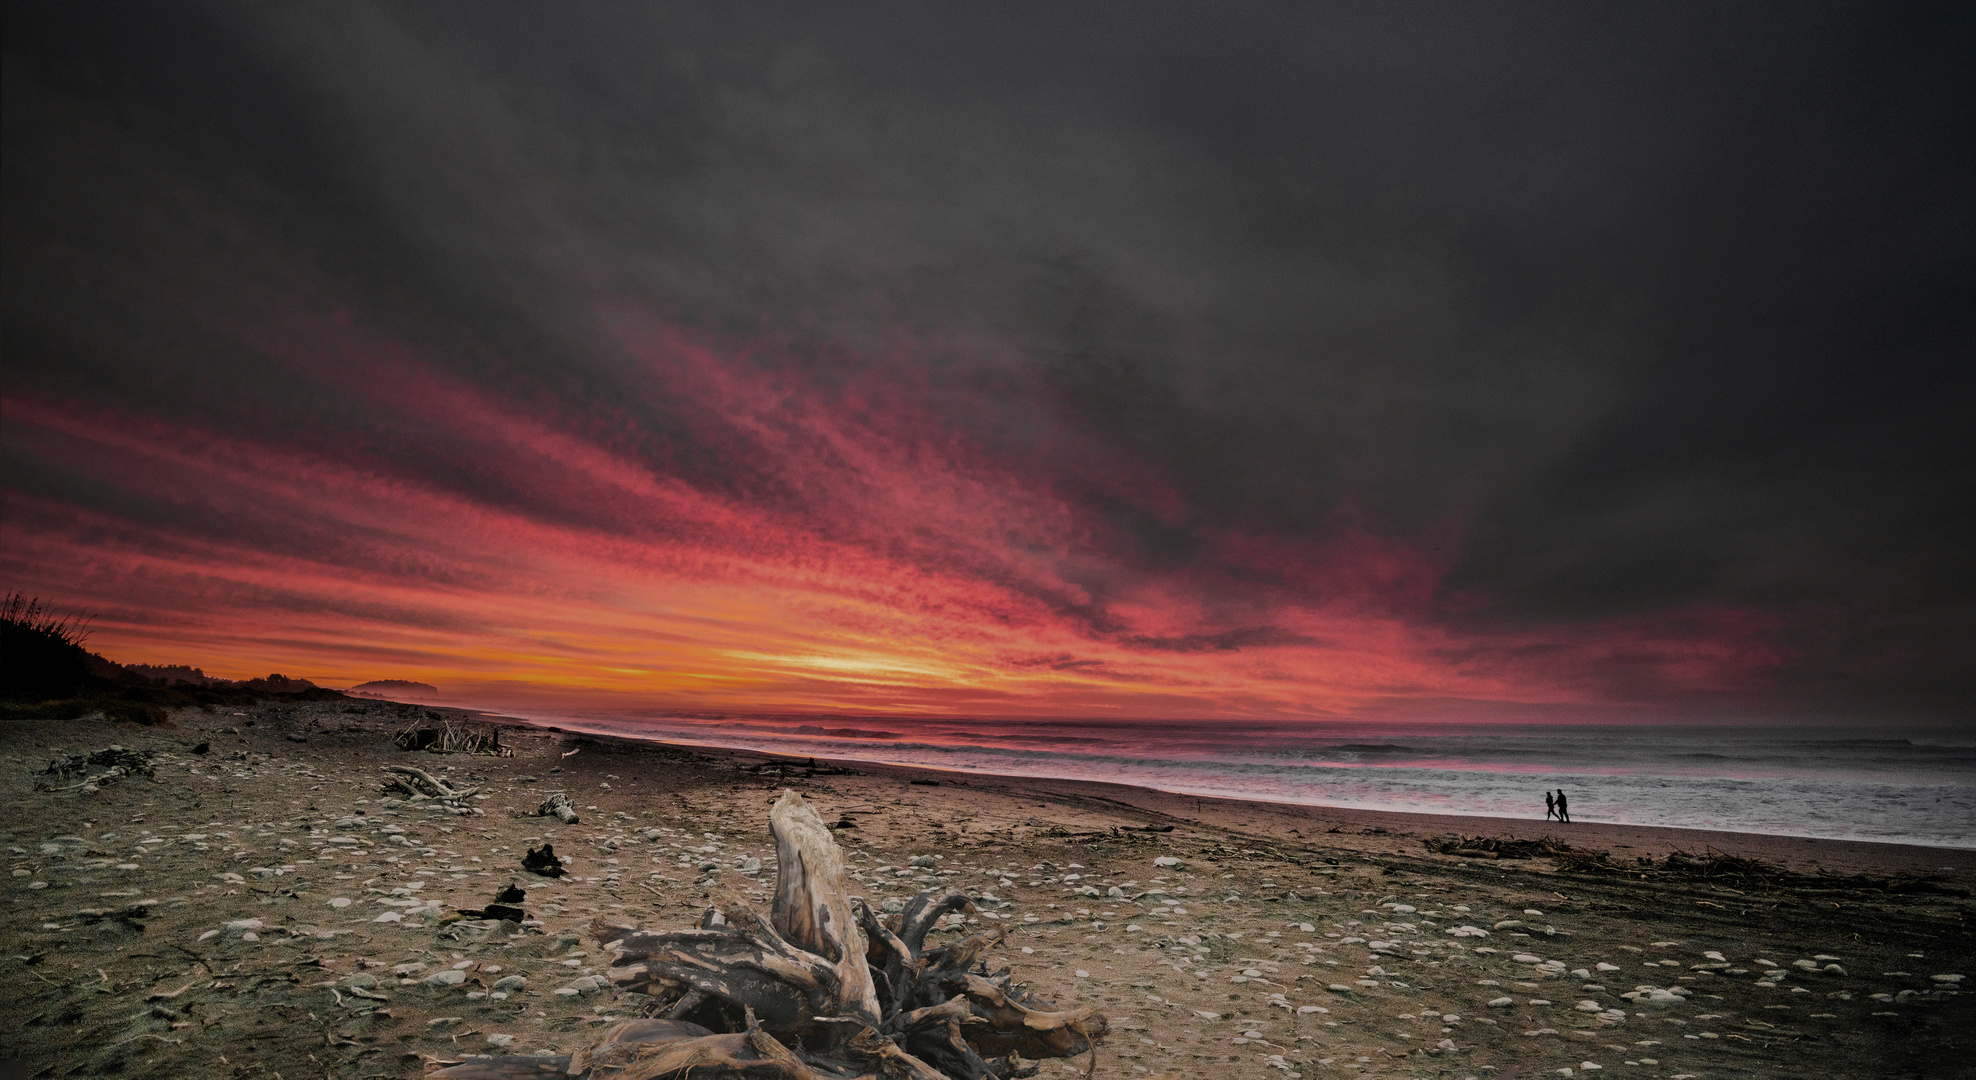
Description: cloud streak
3,1,1970,722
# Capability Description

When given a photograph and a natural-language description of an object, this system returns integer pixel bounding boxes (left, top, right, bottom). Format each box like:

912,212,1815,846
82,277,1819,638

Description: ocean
516,713,1976,850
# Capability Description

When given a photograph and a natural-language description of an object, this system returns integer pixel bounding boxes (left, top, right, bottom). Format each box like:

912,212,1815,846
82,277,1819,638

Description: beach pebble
1574,1001,1603,1012
1513,953,1544,964
344,973,379,990
425,970,467,987
486,1034,515,1048
493,975,526,991
908,855,936,868
1154,856,1182,868
374,911,402,923
1792,960,1822,972
1329,985,1354,994
224,918,264,934
1596,962,1621,972
1932,974,1964,984
327,897,352,908
1823,964,1846,976
1488,997,1515,1008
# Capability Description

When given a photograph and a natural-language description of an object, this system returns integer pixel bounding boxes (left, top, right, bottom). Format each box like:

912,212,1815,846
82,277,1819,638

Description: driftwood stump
428,790,1106,1079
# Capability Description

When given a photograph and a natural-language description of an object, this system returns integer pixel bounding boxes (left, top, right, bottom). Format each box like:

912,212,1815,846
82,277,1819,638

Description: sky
3,2,1971,725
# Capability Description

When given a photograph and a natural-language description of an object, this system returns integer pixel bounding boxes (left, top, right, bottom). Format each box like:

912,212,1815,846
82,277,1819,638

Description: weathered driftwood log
427,790,1104,1079
382,764,478,802
768,787,884,1027
429,1018,715,1078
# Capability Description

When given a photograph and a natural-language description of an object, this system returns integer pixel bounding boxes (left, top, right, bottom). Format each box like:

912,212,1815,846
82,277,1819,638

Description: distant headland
350,679,440,696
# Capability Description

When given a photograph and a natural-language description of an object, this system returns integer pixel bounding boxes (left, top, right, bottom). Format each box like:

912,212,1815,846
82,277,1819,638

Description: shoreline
492,711,1976,880
3,697,1971,1079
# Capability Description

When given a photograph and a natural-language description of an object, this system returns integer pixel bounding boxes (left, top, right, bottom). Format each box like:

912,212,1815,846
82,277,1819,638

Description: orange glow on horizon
0,298,1796,724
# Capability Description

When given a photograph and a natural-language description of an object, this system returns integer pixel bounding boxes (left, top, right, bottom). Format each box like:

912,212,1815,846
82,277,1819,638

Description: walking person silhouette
1544,791,1556,821
1555,789,1570,823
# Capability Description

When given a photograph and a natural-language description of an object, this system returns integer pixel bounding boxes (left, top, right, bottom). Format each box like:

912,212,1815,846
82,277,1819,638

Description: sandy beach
2,698,1971,1080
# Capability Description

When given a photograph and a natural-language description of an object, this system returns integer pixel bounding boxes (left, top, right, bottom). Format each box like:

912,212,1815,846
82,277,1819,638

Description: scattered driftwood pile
380,765,482,814
36,745,157,793
394,715,511,756
1423,834,1592,860
430,791,1106,1079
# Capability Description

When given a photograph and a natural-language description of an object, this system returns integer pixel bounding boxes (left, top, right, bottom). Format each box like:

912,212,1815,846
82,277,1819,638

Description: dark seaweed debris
1426,834,1974,898
1423,834,1594,860
522,843,566,877
1561,847,1971,897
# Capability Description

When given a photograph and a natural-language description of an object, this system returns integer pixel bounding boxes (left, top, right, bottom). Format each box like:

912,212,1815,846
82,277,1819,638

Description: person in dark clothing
1555,789,1570,823
1544,791,1556,820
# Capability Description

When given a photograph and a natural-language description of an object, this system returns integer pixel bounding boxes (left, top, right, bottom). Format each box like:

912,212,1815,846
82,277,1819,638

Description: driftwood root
432,790,1103,1078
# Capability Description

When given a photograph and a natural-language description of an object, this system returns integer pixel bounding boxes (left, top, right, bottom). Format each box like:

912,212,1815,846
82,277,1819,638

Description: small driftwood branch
534,793,579,824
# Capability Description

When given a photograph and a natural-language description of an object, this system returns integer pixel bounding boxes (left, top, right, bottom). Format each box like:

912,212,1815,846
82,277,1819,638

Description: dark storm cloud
4,1,1971,713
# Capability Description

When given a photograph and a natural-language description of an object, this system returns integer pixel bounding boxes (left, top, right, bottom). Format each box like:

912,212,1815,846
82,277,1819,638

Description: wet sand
2,699,1971,1079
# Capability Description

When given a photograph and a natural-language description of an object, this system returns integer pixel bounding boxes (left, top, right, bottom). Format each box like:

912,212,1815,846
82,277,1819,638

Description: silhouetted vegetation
1,593,93,699
1,591,343,724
